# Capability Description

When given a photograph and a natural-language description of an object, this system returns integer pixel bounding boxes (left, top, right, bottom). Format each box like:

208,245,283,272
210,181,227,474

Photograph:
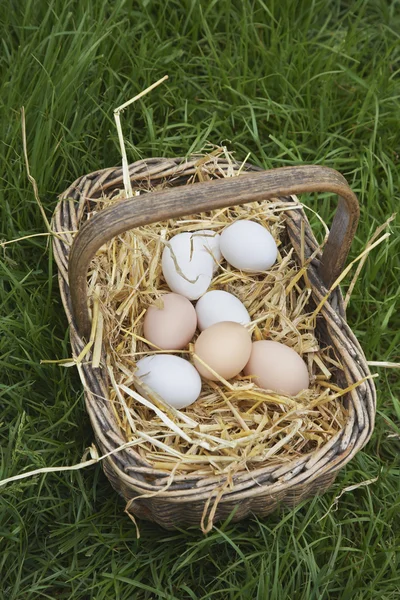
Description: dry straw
82,148,370,480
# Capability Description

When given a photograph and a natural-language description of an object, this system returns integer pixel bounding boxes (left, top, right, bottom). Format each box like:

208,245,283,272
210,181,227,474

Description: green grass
1,0,400,598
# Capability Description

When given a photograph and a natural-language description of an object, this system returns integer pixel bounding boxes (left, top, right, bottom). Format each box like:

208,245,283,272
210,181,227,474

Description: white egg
162,232,214,300
195,290,251,331
220,220,278,272
191,230,222,273
135,354,202,409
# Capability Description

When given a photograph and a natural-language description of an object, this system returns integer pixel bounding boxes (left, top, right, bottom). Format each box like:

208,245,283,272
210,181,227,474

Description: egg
194,321,252,381
244,340,309,396
135,354,202,409
220,220,278,272
191,229,222,273
162,232,214,299
195,290,250,331
143,293,197,350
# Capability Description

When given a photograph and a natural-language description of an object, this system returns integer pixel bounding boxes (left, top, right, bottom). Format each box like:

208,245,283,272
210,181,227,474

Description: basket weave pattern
52,157,376,530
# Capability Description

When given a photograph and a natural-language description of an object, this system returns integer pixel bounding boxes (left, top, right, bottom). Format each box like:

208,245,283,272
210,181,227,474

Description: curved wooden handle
69,165,359,338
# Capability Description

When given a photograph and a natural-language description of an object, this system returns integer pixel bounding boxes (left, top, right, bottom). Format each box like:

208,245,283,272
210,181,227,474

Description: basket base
103,457,337,532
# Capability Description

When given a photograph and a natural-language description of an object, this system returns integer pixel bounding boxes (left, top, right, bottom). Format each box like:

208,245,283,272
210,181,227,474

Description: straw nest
85,151,349,480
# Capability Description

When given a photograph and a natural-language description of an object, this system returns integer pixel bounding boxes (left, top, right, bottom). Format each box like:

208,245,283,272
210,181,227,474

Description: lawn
1,0,400,598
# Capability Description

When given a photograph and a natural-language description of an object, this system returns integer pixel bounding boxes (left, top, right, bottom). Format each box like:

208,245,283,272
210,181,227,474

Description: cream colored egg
244,340,309,396
143,293,197,350
194,321,252,381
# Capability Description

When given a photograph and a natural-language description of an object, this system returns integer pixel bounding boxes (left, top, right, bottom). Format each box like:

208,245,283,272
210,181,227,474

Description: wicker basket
52,157,376,531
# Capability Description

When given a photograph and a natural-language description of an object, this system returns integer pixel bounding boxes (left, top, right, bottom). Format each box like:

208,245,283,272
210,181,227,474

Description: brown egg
194,321,252,381
143,293,197,350
244,340,309,396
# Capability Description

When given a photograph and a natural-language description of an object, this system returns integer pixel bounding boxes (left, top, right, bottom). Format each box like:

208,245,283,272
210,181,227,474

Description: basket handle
68,165,359,338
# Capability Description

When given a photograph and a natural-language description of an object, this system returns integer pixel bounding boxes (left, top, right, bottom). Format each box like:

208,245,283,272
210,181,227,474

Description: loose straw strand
113,75,169,199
